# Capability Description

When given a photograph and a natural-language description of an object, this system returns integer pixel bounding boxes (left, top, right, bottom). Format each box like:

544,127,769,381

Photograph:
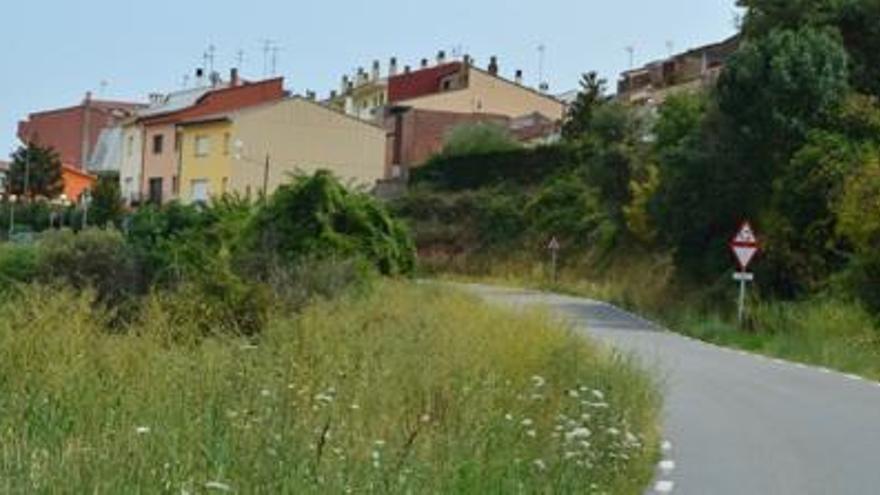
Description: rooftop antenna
271,44,282,75
260,39,275,77
626,45,635,68
236,49,245,69
538,43,546,86
207,44,217,74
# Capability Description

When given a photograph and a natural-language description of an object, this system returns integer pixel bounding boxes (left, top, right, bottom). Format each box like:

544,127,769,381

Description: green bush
36,228,141,307
245,171,415,276
0,243,39,290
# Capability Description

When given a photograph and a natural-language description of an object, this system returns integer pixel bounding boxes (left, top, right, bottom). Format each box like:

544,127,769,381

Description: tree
562,72,607,140
89,173,125,227
7,142,64,199
717,26,850,162
738,0,880,96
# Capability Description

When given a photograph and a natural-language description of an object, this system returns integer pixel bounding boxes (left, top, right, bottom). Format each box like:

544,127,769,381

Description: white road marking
659,460,676,472
655,480,675,493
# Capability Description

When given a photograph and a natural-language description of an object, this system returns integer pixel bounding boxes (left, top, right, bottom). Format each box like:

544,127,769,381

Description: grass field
0,281,660,494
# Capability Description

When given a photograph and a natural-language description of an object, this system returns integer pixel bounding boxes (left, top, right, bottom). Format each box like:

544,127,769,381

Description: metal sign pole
738,274,747,326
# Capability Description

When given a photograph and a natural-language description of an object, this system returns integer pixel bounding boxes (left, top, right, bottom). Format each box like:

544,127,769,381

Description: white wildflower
420,414,431,423
204,481,232,492
135,426,151,435
521,418,534,427
607,427,620,436
260,389,271,397
350,403,361,411
526,429,537,438
533,459,547,471
565,427,592,442
531,375,546,388
567,389,580,398
374,440,386,447
564,451,578,460
504,413,514,421
591,390,605,401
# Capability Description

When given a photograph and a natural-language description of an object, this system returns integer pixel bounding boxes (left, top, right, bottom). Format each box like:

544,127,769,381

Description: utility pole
263,154,270,203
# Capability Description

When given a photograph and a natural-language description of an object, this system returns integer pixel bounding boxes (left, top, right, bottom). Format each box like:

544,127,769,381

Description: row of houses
9,36,740,204
12,53,566,205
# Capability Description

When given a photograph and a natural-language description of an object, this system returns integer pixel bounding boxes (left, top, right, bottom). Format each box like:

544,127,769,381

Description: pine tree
7,142,64,200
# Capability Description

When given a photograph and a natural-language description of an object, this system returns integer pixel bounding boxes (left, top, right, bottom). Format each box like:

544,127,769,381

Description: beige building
391,64,566,121
176,97,387,203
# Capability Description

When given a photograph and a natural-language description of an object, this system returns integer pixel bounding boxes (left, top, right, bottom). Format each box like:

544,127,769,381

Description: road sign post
548,237,560,284
730,222,760,326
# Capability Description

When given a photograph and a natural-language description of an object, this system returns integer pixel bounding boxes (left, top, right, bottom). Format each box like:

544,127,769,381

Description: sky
0,0,742,157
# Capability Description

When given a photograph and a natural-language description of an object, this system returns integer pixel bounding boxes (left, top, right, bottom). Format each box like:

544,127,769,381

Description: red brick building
385,108,509,177
17,94,143,170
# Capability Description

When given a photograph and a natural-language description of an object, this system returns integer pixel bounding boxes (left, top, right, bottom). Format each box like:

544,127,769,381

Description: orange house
62,165,96,202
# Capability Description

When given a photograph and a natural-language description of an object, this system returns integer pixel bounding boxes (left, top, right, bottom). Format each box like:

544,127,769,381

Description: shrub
0,243,39,290
36,228,141,307
441,121,521,157
244,171,415,276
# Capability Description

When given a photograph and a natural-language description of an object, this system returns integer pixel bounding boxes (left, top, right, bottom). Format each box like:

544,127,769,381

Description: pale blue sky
0,0,742,157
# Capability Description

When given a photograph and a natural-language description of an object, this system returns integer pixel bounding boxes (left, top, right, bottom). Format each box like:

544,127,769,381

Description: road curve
464,283,880,495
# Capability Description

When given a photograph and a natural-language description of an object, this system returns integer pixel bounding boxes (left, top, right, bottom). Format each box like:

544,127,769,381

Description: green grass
673,299,880,380
0,281,661,494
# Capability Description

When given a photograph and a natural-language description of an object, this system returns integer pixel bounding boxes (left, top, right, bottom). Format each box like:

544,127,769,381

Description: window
223,133,231,156
190,179,209,203
152,134,164,154
442,80,452,91
195,135,211,157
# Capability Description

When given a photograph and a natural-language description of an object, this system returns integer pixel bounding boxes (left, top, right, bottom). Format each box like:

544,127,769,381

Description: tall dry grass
0,281,660,494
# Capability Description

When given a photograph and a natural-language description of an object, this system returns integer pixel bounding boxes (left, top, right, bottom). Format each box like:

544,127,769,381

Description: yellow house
177,118,234,203
177,97,387,203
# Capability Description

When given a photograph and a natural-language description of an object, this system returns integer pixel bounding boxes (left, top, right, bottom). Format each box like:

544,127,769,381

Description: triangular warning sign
733,245,758,270
734,223,757,245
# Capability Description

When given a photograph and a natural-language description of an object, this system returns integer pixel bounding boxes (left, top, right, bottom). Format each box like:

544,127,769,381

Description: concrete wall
178,120,233,203
394,68,565,121
230,98,387,195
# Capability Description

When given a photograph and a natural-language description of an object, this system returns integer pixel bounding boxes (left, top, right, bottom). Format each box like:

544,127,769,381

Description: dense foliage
6,142,64,199
397,0,880,316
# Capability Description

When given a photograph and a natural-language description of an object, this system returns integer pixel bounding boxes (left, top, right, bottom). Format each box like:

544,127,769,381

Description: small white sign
733,272,755,282
548,237,560,251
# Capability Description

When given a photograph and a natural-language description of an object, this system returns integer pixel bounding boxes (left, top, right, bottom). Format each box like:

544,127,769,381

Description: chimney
195,68,205,87
389,57,398,77
230,68,240,86
341,75,350,93
539,82,550,93
463,54,472,66
357,67,368,84
84,91,93,103
488,56,499,76
515,69,523,85
421,58,429,69
404,65,411,74
209,71,222,87
148,93,164,105
371,60,381,81
437,50,447,65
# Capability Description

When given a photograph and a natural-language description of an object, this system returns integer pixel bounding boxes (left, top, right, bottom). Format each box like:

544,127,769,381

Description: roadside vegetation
0,171,661,493
393,0,880,381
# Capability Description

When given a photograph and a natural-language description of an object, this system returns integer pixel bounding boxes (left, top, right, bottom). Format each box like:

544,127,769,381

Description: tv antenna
260,39,277,77
538,43,547,85
626,45,636,68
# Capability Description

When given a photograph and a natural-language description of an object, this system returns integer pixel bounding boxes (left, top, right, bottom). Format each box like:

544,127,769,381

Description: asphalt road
465,283,880,495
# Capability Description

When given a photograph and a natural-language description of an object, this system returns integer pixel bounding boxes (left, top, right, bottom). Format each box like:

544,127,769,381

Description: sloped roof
87,126,124,173
137,86,221,118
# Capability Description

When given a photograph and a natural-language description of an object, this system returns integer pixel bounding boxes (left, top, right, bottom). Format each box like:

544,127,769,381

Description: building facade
119,121,144,204
617,35,741,106
17,94,143,169
175,97,387,203
138,76,286,204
